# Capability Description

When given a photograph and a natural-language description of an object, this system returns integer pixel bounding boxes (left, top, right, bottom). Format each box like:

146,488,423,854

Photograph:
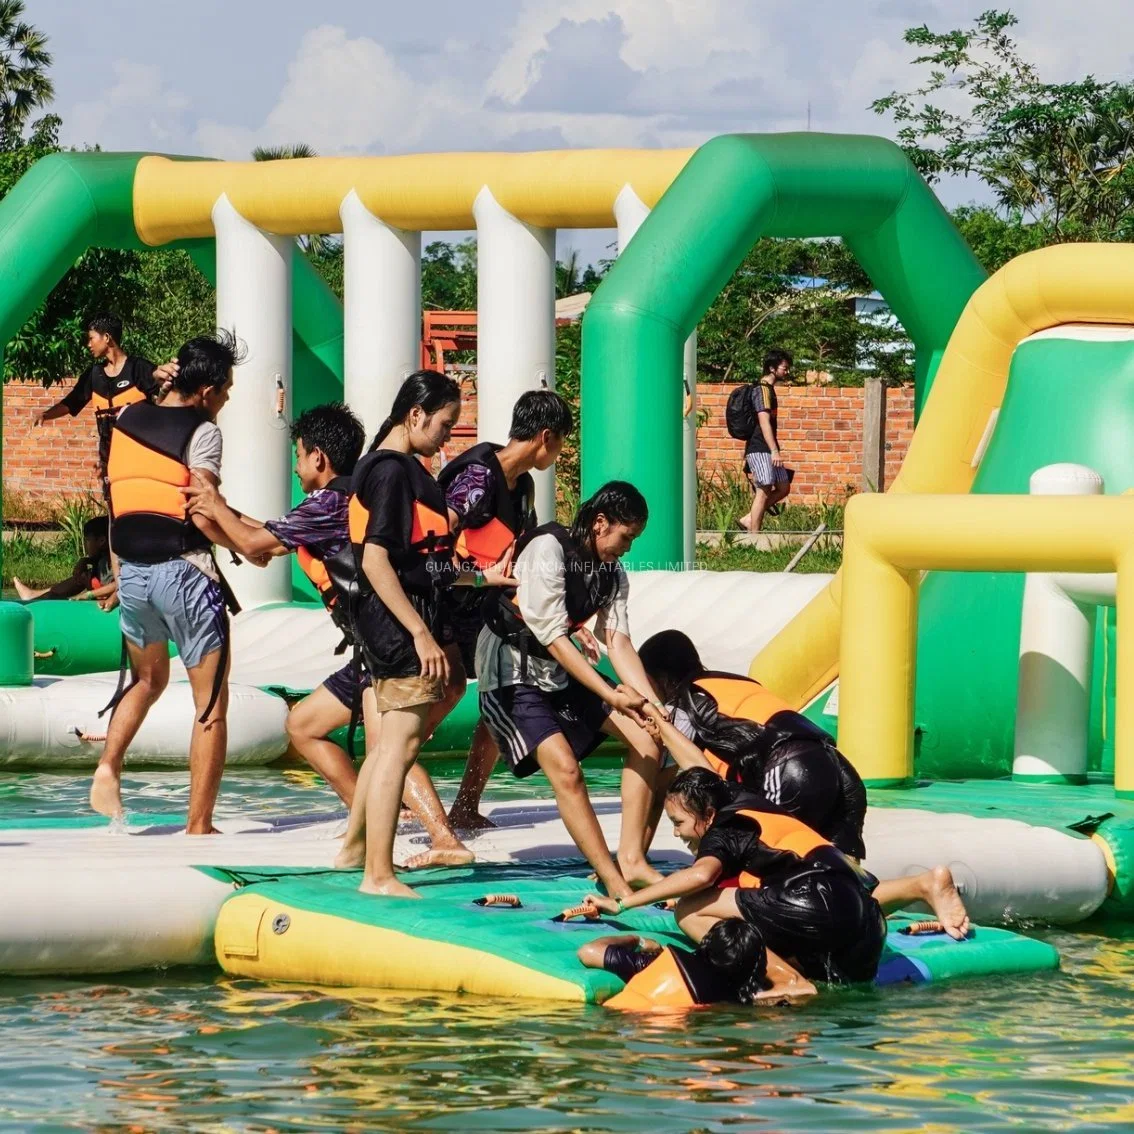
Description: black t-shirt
744,381,778,456
603,944,738,1006
695,791,823,886
61,357,158,416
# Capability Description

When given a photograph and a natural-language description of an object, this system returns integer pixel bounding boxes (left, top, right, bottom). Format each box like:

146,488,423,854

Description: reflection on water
1,771,1133,1131
1,931,1131,1131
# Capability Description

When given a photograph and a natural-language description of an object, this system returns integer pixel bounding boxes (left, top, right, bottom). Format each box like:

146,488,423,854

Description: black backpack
725,383,757,440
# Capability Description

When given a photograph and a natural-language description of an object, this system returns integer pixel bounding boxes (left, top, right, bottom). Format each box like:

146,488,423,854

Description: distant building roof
555,292,592,321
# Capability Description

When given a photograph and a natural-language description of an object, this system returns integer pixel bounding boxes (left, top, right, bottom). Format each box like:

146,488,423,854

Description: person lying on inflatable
581,768,884,1007
637,630,970,940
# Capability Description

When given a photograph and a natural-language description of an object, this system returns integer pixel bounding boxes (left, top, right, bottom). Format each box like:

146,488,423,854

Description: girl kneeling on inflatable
582,767,887,1002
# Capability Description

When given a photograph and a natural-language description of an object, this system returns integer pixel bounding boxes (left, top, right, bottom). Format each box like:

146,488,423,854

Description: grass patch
696,540,842,573
697,466,848,532
2,530,78,586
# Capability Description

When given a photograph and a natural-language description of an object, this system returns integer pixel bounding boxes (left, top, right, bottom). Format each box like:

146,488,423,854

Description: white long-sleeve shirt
475,533,630,693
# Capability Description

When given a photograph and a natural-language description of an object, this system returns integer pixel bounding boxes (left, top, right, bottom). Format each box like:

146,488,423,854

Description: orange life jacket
437,441,534,569
348,450,453,593
606,948,697,1012
721,805,832,888
294,476,357,637
91,364,152,474
106,403,213,564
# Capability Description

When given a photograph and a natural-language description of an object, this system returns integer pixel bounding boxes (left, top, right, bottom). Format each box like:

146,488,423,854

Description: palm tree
252,142,329,257
0,0,53,145
556,248,581,298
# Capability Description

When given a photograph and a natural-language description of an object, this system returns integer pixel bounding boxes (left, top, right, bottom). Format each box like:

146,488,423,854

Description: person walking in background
737,349,794,533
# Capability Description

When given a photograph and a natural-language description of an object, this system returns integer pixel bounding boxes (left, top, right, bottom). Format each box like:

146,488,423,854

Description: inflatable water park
1,133,1133,1003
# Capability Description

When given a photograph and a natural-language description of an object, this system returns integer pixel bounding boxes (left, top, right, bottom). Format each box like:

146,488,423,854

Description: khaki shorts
372,674,444,713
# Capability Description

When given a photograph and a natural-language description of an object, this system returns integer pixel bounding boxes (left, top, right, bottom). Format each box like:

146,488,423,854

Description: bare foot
737,516,751,531
619,858,665,888
448,807,497,833
922,865,970,940
359,876,421,899
402,845,476,871
89,764,123,819
12,577,35,601
334,844,364,869
186,824,221,835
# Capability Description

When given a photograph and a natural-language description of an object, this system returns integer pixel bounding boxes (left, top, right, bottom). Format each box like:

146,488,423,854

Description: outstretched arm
583,856,723,915
184,473,288,560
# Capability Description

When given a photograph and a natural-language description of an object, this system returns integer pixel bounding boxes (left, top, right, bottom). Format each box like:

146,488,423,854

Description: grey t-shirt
475,532,630,693
182,421,223,579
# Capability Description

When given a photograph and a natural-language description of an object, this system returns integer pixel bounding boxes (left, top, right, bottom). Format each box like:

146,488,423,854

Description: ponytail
368,369,460,452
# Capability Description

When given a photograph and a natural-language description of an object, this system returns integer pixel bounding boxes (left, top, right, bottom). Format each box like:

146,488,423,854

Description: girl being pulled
637,630,970,940
338,371,512,897
582,768,888,999
476,480,667,899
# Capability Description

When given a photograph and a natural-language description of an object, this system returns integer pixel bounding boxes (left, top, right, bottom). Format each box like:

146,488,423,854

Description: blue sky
34,0,1134,265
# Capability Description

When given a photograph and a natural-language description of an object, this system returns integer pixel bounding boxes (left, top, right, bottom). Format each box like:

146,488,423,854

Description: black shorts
351,587,440,680
479,682,611,778
322,655,371,711
735,860,886,984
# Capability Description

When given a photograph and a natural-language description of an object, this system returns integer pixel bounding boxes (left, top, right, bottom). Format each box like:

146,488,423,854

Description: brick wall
1,377,915,513
695,383,915,501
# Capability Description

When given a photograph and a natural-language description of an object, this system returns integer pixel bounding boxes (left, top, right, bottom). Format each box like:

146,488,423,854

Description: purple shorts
479,682,611,779
322,655,371,710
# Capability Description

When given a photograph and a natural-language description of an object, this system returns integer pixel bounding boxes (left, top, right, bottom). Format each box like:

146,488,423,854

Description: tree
252,142,332,256
871,9,1134,242
0,0,52,149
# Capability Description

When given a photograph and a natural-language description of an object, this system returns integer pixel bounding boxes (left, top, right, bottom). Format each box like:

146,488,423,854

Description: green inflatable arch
0,151,345,602
580,132,987,568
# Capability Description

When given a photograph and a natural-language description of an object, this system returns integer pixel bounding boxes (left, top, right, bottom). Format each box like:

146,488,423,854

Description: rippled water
2,769,1133,1132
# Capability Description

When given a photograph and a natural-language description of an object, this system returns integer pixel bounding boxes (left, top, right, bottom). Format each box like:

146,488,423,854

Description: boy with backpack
726,349,794,533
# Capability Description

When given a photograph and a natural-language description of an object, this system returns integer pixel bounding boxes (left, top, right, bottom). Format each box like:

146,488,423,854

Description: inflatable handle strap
898,919,946,936
553,904,599,923
473,894,523,908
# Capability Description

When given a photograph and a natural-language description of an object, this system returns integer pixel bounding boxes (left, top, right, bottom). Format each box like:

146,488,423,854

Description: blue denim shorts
118,558,226,668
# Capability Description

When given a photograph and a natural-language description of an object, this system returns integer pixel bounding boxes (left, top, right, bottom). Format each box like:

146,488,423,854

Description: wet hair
291,402,365,476
568,480,648,551
638,630,705,701
83,515,109,542
666,767,731,822
508,389,574,441
369,369,461,451
762,348,792,375
86,313,123,345
696,920,770,1005
172,329,246,395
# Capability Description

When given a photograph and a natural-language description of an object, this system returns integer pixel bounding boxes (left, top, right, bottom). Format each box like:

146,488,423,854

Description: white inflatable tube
0,798,1108,976
0,676,289,768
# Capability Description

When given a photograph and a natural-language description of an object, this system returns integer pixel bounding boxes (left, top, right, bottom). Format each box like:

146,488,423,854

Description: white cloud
63,61,189,150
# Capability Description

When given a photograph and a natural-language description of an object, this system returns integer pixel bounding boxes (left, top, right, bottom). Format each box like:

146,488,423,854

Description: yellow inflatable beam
752,242,1134,707
133,149,694,245
839,492,1134,791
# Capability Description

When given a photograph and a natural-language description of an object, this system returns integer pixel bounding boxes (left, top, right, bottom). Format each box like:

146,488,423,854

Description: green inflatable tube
581,133,986,568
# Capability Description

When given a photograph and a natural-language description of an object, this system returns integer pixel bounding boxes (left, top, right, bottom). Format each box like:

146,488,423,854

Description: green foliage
554,318,582,510
421,239,478,310
0,1,52,149
54,494,100,559
872,9,1134,242
1,529,76,586
695,237,913,386
695,539,842,574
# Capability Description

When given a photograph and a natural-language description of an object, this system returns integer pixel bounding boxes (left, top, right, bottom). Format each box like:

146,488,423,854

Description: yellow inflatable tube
751,243,1134,706
133,149,694,244
838,492,1134,790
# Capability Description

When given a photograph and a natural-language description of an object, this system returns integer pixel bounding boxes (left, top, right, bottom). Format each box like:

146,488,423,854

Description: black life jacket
483,522,620,671
106,402,214,564
295,476,357,639
436,441,535,568
348,450,453,594
91,361,151,472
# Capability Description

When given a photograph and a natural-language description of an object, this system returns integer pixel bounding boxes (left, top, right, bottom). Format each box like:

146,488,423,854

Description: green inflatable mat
209,864,1060,1004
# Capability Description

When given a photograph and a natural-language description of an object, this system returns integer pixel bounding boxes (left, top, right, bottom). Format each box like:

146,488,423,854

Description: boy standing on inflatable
438,389,577,831
476,481,667,899
182,402,369,804
91,331,244,832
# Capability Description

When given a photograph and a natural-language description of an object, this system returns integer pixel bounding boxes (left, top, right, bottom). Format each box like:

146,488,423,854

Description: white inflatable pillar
212,194,294,608
615,185,697,567
340,191,421,439
1014,463,1105,783
473,188,556,521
